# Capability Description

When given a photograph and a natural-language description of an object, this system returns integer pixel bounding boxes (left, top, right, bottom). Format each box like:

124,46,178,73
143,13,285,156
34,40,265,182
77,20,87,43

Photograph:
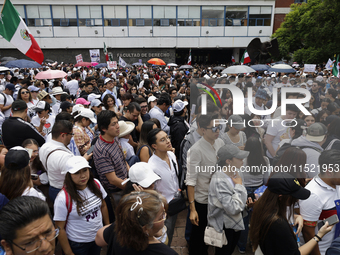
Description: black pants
189,201,208,255
215,228,242,255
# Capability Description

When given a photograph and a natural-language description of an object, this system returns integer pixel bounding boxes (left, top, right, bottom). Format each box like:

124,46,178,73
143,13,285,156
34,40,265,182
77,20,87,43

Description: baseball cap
255,89,268,100
12,100,27,111
228,115,245,130
90,99,102,107
76,98,90,106
217,144,249,165
5,146,30,170
34,101,51,112
148,95,157,104
104,78,113,84
5,83,16,92
74,108,97,123
88,93,101,102
60,101,74,111
123,162,161,188
118,121,135,138
305,122,327,142
144,74,149,79
28,85,40,92
63,156,91,174
173,99,188,112
267,173,311,200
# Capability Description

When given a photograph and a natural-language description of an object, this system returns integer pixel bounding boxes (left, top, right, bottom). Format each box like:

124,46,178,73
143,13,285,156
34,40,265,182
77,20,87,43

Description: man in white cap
101,78,120,107
168,100,189,159
50,87,67,114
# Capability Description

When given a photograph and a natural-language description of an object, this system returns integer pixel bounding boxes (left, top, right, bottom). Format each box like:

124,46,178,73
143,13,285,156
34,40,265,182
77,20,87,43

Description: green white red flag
0,0,44,64
104,42,109,61
333,54,340,78
240,50,251,65
188,49,192,65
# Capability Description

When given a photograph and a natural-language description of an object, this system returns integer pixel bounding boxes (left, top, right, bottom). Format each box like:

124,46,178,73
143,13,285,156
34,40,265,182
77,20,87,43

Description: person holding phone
208,144,248,255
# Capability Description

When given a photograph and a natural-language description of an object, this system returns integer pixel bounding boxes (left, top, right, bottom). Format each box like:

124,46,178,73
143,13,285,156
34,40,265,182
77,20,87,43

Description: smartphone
31,174,39,181
248,193,256,202
318,214,339,229
86,145,94,155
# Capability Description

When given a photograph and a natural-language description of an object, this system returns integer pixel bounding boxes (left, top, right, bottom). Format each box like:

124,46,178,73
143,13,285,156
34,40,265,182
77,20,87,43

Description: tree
272,0,340,63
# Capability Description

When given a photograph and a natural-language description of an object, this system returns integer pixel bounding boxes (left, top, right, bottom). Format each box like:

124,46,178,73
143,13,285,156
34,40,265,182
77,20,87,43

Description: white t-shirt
0,93,14,117
119,137,135,160
31,115,56,139
265,117,290,158
22,187,46,201
66,80,79,96
53,179,107,242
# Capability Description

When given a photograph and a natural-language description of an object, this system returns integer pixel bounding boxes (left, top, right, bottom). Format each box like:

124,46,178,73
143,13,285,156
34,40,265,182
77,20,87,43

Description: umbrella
0,67,10,72
250,64,270,71
1,57,17,62
221,65,256,74
132,62,144,66
5,59,42,68
179,65,193,69
74,62,93,67
167,63,178,67
147,58,166,65
35,70,67,80
95,63,107,68
125,64,133,68
44,59,55,63
91,62,99,66
213,66,226,71
271,61,286,65
268,64,296,73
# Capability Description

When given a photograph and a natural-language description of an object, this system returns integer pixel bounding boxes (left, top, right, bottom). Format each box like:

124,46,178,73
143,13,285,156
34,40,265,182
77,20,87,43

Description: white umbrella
167,63,178,67
268,64,296,73
0,67,10,72
221,65,256,74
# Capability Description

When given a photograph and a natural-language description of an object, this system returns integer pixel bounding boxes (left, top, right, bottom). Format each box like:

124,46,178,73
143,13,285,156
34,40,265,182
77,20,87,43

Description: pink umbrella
74,62,93,67
91,62,99,66
35,70,67,80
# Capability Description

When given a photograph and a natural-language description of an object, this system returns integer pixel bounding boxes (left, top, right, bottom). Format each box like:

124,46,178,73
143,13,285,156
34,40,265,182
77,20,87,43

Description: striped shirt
93,136,128,192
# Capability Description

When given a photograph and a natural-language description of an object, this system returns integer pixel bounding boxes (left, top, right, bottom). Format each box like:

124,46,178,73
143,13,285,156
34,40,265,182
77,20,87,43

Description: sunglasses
21,91,29,94
206,124,223,133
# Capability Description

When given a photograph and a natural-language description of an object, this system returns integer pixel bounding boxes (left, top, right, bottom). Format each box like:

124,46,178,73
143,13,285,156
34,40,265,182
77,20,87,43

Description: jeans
237,186,259,251
67,240,101,255
189,201,208,255
165,213,178,246
49,186,61,204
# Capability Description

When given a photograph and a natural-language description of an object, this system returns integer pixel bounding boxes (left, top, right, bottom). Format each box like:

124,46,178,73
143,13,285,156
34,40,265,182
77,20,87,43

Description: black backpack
272,142,323,166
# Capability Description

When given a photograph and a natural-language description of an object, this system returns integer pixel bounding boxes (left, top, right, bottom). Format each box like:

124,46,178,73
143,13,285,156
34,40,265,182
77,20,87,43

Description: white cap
173,99,188,112
144,74,149,79
90,99,102,107
104,78,113,84
63,156,91,174
51,87,67,96
75,108,97,123
88,93,100,102
118,121,135,138
148,95,157,103
72,104,84,114
125,162,161,188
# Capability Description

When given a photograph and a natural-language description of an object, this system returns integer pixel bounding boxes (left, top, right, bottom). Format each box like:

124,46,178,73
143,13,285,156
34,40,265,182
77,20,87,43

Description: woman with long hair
31,101,56,139
0,146,45,201
95,190,177,255
103,94,119,114
73,108,96,156
0,145,8,170
137,121,158,162
222,115,247,150
322,118,340,150
316,109,331,124
54,156,109,255
243,114,265,141
250,172,332,255
17,87,35,117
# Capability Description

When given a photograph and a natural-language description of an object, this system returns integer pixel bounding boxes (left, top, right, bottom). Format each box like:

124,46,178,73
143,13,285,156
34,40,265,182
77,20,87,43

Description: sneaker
238,247,246,254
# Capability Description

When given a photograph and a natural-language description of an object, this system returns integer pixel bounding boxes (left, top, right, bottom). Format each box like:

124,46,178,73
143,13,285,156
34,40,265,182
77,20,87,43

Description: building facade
0,0,277,64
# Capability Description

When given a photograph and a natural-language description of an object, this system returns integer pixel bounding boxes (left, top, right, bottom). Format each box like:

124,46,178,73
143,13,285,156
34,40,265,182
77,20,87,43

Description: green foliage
272,0,340,63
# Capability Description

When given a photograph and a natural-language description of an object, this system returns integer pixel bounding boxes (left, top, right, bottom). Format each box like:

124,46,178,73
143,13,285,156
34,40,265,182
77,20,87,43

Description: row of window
9,5,272,27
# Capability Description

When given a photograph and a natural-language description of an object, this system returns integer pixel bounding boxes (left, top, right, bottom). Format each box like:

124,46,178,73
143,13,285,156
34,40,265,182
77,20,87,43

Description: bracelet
313,237,319,243
189,200,194,204
315,234,322,241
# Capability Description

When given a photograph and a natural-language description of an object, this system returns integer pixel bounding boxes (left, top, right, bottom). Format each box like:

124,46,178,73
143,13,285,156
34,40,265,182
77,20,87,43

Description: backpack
272,142,323,166
62,179,100,228
0,93,6,106
326,236,340,255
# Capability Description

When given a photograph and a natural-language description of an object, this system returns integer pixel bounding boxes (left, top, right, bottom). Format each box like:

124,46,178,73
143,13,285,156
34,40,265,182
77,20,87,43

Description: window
202,6,224,26
128,6,152,26
78,6,102,26
103,6,127,26
249,6,272,26
295,0,307,3
177,6,200,26
52,5,77,26
14,5,26,23
225,6,247,26
26,5,52,26
153,6,176,26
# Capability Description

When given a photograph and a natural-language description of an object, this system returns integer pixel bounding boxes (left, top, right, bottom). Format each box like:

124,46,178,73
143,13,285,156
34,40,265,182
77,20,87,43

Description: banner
76,54,83,63
325,58,334,70
119,56,127,67
107,61,117,70
89,49,100,62
304,64,316,73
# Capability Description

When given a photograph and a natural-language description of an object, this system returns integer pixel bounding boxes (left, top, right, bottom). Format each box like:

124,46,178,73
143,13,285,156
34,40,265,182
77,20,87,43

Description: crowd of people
0,62,339,255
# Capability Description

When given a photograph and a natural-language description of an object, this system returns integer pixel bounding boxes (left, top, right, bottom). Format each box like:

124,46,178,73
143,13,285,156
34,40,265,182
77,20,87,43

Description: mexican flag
188,49,192,65
0,0,44,64
240,50,251,65
232,56,235,63
103,42,109,61
333,54,340,78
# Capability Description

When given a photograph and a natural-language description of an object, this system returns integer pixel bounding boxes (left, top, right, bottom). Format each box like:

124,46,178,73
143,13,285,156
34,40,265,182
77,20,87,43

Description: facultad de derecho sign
116,53,171,58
